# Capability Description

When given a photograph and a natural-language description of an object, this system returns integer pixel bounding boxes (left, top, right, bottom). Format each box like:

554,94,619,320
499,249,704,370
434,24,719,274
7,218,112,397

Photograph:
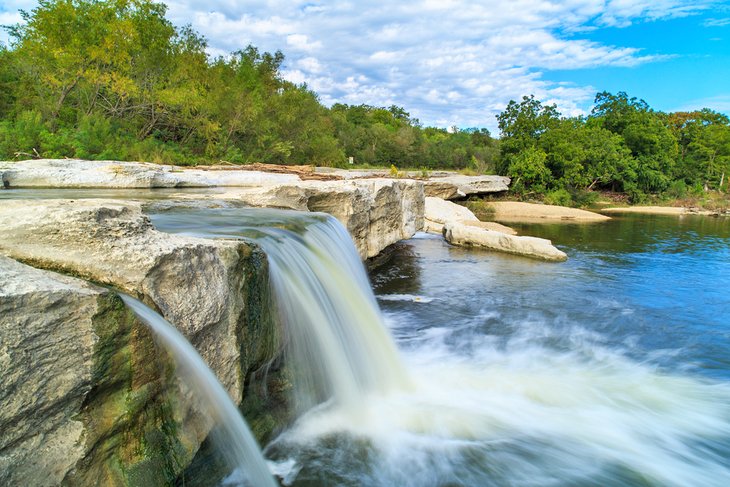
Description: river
265,213,730,486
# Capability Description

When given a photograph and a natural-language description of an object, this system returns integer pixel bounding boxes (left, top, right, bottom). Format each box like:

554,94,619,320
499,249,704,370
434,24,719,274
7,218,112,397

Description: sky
1,0,729,132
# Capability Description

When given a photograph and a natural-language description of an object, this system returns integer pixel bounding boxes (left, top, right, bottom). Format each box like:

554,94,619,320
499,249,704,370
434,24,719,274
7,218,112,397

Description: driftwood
193,162,343,181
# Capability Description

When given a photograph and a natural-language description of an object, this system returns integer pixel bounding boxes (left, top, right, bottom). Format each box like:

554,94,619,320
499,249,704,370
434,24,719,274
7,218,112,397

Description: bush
569,188,599,208
665,180,688,199
465,198,496,220
544,188,572,206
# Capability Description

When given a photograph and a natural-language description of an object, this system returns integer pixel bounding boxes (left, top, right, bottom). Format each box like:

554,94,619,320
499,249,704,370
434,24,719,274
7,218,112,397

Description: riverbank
601,205,729,216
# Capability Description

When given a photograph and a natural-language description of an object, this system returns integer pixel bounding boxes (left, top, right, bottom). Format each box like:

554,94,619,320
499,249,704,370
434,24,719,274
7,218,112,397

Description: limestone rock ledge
203,179,425,259
443,221,568,262
423,196,479,233
0,257,192,485
0,199,276,406
0,159,299,188
1,159,425,259
423,175,510,200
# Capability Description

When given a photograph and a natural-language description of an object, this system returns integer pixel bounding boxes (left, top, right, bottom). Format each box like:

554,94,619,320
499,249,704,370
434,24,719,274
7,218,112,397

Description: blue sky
1,0,729,132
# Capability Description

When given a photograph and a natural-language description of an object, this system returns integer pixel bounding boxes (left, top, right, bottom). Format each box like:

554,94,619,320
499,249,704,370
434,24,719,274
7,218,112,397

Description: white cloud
674,94,730,113
1,0,718,130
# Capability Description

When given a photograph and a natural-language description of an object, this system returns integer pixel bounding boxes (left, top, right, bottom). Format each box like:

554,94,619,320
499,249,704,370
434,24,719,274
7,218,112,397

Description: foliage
496,91,729,205
0,1,728,208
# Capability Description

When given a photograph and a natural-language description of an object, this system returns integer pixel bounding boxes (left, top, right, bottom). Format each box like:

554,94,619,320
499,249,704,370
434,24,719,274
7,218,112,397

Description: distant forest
1,0,729,204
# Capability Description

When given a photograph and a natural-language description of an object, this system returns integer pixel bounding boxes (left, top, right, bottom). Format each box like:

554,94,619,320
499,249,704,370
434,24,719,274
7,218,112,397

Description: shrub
544,188,572,206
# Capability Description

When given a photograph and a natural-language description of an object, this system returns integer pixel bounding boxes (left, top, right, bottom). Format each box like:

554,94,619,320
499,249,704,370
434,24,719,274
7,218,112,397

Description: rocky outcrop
315,167,511,200
443,221,567,261
424,196,478,233
1,159,425,259
0,199,276,403
0,159,299,188
423,175,510,199
195,179,425,259
0,257,192,485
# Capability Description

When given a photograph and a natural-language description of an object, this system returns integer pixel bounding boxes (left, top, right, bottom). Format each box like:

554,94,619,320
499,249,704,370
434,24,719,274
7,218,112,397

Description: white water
269,320,730,486
120,294,277,487
251,216,411,413
148,207,730,486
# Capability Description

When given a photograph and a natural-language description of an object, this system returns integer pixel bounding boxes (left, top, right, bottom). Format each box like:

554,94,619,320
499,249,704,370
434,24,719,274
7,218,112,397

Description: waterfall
149,207,411,413
253,215,411,412
120,294,277,487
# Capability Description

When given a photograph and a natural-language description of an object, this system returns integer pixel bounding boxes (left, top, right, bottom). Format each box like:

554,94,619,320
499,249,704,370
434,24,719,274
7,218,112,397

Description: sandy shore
601,206,718,216
488,202,610,223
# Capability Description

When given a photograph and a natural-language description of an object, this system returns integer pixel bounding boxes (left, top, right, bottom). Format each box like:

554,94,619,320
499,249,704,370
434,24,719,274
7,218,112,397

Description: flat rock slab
424,175,510,199
424,196,478,233
489,201,610,223
461,220,517,235
0,159,300,188
443,221,567,262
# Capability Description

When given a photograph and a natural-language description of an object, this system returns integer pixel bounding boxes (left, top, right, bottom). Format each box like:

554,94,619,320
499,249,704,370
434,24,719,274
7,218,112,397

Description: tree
590,91,677,193
496,95,560,174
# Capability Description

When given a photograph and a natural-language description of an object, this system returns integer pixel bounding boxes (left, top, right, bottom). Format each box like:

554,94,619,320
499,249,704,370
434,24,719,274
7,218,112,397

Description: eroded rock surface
0,257,194,486
424,196,478,233
443,221,568,261
204,179,425,258
0,199,275,403
1,159,426,259
424,175,510,199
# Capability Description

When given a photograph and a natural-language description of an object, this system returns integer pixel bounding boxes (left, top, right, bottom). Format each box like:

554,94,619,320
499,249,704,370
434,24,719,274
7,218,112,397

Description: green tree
496,95,560,174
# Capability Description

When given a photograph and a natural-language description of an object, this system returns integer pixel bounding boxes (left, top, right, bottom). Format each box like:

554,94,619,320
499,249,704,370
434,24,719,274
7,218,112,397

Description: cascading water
120,294,277,487
149,207,410,414
149,206,730,487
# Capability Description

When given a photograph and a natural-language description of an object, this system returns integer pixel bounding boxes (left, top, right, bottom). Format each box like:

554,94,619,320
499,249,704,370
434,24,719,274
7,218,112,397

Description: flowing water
119,294,277,487
149,207,410,415
149,207,730,486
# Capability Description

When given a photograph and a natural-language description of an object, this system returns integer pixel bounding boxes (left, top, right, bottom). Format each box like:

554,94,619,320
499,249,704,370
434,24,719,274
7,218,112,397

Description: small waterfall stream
149,208,410,414
120,294,277,487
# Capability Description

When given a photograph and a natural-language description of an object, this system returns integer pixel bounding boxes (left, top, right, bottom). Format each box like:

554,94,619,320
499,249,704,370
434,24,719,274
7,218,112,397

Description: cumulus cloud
1,0,717,130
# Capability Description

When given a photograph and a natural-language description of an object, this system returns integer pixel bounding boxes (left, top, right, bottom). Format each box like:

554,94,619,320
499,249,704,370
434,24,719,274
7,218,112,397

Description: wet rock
0,199,275,402
0,257,192,486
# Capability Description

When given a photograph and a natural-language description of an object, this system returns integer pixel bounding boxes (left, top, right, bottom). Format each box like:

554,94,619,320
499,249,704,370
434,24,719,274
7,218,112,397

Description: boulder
424,196,478,233
443,221,567,261
461,220,517,235
0,257,193,485
424,175,510,199
0,199,276,403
